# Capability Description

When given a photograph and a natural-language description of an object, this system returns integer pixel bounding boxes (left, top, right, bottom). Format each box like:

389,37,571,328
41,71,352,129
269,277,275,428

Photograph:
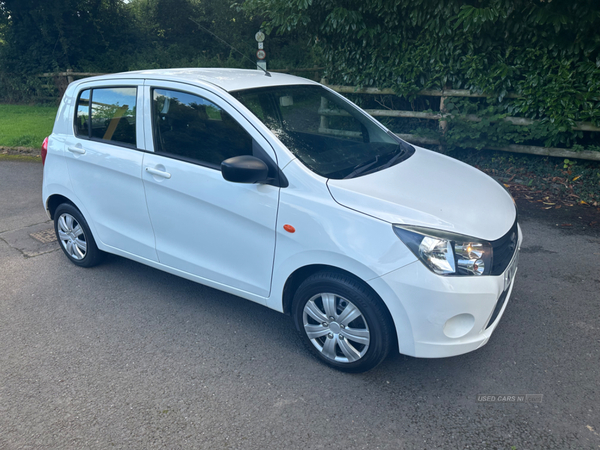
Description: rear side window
152,88,252,167
76,89,91,136
75,87,137,147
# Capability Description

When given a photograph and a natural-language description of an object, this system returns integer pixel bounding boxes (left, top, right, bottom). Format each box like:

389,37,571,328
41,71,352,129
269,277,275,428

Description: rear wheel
292,271,394,373
54,203,103,268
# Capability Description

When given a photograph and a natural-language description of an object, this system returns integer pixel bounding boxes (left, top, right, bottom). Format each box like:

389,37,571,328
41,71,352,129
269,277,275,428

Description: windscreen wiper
343,156,380,179
377,148,408,172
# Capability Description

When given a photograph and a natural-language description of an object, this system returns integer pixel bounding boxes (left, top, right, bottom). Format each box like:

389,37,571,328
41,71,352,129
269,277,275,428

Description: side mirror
221,155,269,184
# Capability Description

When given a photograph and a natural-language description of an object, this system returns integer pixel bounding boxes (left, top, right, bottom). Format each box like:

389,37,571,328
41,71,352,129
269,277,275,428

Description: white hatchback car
42,68,521,372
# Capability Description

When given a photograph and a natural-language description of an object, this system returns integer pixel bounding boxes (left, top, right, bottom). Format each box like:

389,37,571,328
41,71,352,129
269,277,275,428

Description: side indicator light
283,224,295,233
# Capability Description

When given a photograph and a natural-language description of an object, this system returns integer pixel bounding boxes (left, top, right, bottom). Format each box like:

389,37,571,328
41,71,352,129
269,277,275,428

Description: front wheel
54,203,103,268
292,271,394,373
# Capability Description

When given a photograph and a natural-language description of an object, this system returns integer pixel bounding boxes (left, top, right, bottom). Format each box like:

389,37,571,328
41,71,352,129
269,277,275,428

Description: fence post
66,69,74,85
438,93,448,153
320,77,330,132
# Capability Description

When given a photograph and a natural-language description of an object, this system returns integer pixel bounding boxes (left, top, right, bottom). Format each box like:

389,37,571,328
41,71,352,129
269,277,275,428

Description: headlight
393,225,493,276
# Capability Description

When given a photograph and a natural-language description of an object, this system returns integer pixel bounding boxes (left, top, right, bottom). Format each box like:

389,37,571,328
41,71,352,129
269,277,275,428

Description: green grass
0,104,58,148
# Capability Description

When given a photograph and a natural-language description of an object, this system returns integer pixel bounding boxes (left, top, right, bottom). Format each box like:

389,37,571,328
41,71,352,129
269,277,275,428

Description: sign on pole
255,30,267,71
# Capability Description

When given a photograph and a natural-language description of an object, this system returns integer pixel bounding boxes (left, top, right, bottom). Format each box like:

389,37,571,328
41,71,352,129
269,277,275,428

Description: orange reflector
283,224,295,233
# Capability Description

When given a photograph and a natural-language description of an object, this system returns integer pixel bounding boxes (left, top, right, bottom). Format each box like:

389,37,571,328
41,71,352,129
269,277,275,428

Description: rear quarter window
75,87,137,147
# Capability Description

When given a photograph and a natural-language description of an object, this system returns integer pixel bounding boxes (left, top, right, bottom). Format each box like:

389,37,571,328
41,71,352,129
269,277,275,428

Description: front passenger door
141,84,279,298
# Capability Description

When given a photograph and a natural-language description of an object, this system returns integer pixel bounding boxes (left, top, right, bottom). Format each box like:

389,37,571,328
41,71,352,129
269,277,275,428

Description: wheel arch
45,191,102,251
46,194,76,220
281,264,398,350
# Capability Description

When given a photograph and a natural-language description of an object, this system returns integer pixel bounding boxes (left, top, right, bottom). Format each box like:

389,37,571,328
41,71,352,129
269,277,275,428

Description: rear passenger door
141,82,280,298
64,80,158,261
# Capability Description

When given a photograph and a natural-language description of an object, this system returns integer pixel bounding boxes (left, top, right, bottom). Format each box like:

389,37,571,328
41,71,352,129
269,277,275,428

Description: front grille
490,220,518,276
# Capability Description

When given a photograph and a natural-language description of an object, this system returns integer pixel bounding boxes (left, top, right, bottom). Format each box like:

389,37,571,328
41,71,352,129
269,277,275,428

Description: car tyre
54,203,103,268
292,271,394,373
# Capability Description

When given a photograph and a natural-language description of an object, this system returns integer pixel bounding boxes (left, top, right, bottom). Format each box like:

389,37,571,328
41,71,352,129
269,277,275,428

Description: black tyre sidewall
292,271,393,373
54,203,102,268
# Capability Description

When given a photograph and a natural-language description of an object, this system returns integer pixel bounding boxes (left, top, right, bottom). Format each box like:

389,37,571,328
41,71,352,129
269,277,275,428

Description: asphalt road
1,159,599,449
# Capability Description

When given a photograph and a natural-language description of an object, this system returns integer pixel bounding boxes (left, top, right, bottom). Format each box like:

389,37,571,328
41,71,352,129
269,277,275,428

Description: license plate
503,250,519,291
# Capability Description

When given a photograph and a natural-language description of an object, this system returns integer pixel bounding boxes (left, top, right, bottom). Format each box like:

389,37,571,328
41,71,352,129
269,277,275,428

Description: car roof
81,68,319,92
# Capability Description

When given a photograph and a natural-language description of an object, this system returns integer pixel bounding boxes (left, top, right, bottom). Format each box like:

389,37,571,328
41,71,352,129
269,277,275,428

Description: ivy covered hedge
246,0,600,151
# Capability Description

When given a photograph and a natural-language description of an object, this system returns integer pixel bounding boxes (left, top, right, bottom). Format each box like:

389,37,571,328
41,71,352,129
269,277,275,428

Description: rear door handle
145,167,171,179
67,146,86,154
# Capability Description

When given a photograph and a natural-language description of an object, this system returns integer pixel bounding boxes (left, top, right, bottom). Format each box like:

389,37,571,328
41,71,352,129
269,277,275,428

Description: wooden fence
34,69,600,161
324,82,600,162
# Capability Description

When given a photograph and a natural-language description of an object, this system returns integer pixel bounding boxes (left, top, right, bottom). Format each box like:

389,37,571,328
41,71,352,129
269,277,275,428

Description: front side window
152,88,252,167
233,86,414,179
75,87,137,147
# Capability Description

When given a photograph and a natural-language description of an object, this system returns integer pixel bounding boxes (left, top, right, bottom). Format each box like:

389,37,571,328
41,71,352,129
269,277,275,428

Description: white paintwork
374,228,522,357
266,159,417,312
327,146,516,241
43,68,523,363
140,81,280,297
59,79,158,262
142,153,279,297
111,68,317,93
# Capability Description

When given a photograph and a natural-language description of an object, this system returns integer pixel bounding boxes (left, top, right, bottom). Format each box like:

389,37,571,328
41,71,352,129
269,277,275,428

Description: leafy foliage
412,96,597,152
245,0,600,150
0,0,138,73
0,0,319,101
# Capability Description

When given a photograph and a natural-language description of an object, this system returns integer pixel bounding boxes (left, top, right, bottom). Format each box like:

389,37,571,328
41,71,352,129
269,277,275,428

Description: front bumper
371,226,522,358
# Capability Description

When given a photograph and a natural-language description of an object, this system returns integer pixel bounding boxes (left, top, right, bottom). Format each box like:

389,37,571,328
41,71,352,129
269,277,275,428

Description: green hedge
246,0,600,152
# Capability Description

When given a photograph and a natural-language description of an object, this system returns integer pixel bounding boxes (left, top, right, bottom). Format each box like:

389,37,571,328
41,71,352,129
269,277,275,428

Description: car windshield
232,85,414,179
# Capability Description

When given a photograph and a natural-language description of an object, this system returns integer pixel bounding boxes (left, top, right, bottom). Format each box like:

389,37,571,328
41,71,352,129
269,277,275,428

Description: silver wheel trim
302,293,370,363
57,213,87,260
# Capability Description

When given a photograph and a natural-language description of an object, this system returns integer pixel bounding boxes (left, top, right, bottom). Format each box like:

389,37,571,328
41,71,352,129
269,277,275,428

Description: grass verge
0,104,58,148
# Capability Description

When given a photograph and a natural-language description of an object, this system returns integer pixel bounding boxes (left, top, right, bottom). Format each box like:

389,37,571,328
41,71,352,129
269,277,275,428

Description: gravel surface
1,160,599,449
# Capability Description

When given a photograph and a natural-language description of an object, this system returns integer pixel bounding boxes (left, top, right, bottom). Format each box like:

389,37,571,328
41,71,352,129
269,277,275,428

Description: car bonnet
326,146,516,241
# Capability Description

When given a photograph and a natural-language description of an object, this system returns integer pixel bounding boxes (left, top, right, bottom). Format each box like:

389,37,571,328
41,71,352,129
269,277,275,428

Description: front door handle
67,145,86,154
145,166,171,179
